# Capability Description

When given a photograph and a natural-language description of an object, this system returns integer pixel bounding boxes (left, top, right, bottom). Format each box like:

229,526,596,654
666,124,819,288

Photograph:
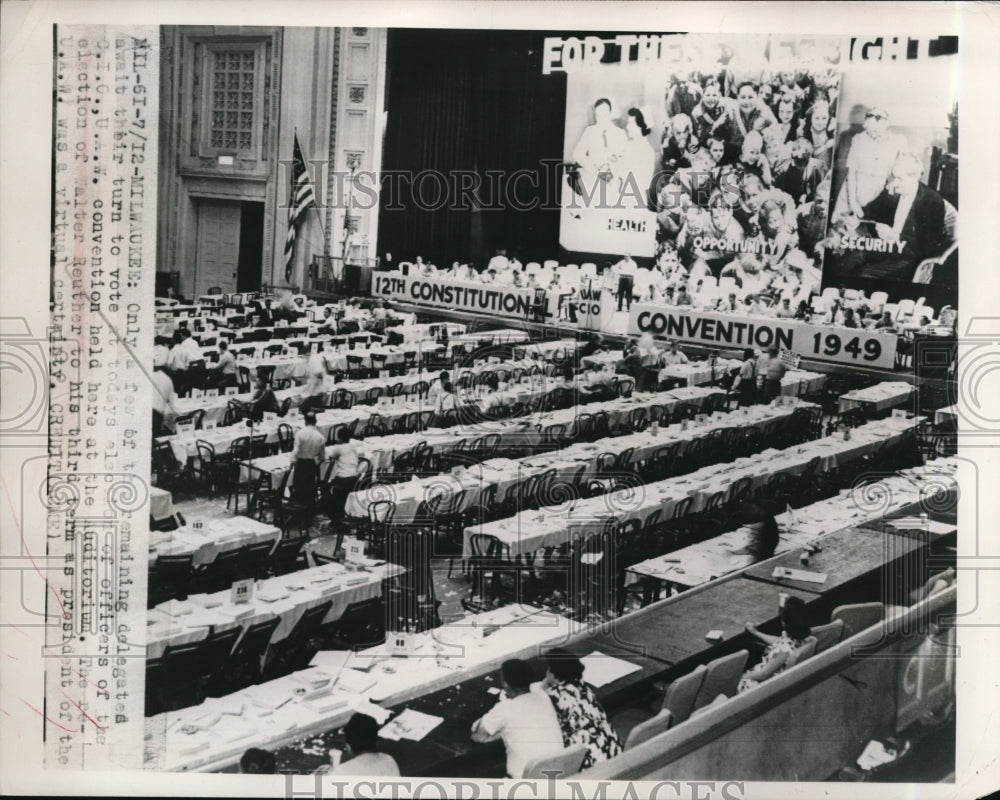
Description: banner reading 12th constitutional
373,273,555,321
627,302,898,370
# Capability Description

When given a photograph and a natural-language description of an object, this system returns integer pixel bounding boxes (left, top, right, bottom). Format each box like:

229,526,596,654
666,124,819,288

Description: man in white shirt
211,340,239,389
290,411,326,506
326,426,361,528
487,249,509,273
427,370,450,403
458,263,477,282
332,713,400,777
775,297,796,318
180,329,203,363
471,659,564,779
151,367,178,437
166,334,191,374
614,253,637,312
661,340,689,365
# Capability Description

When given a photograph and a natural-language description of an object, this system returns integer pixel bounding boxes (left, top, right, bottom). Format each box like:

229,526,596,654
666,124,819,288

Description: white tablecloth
839,381,915,413
150,487,173,520
464,415,922,559
355,400,811,525
149,516,281,569
390,322,466,343
628,458,957,589
146,558,405,661
242,385,722,488
658,358,742,386
144,605,586,772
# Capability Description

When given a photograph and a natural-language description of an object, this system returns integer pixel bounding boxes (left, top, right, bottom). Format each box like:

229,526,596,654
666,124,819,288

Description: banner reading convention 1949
627,301,898,369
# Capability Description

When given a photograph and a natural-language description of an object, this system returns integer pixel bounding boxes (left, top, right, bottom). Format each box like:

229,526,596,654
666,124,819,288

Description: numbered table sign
230,578,255,605
342,536,366,563
387,631,413,656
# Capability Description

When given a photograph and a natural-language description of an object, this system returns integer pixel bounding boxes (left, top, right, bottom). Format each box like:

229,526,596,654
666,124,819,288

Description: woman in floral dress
541,649,623,768
738,595,811,693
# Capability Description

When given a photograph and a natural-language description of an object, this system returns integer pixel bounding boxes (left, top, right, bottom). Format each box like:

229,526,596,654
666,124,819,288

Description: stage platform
310,287,952,391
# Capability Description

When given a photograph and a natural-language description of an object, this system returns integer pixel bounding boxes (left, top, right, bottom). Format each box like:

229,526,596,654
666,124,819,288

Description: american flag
283,134,316,282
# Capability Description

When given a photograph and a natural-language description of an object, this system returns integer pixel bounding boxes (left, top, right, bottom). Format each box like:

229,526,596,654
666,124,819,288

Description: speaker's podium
343,259,378,295
309,254,379,296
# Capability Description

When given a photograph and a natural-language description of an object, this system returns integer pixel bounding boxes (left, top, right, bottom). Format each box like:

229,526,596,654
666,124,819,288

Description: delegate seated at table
249,376,280,422
539,649,623,769
738,596,811,693
471,659,565,779
331,713,400,777
661,340,689,366
210,340,239,389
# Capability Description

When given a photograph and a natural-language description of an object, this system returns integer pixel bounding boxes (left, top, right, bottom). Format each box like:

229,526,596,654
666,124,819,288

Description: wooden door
195,200,241,296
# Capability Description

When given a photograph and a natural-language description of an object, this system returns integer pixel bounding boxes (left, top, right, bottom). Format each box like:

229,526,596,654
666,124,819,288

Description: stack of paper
580,652,642,688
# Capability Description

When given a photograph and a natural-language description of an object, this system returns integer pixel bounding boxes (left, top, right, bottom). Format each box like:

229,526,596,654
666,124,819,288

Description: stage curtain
379,29,567,267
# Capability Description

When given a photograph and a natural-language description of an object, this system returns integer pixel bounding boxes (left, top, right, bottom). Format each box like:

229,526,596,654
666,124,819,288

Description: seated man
774,297,796,318
661,340,689,365
210,340,239,389
471,659,564,779
871,310,899,333
332,713,400,777
830,153,957,283
249,375,281,422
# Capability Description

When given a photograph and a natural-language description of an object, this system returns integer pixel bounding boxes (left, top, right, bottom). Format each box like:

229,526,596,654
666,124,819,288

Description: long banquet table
240,385,721,488
347,399,813,524
838,380,915,414
463,414,922,559
149,515,282,570
627,458,957,594
146,557,405,660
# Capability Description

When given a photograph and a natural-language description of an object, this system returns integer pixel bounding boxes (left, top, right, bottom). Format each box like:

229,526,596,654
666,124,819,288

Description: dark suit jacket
865,183,951,266
250,388,280,421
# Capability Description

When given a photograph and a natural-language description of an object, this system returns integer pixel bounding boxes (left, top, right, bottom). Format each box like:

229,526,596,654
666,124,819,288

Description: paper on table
379,708,443,741
888,518,956,535
580,652,642,688
309,650,354,673
335,669,378,695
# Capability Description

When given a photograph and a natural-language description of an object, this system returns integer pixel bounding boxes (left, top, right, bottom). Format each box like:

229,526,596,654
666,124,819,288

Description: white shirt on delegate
181,336,204,362
478,691,565,779
487,254,510,272
616,256,637,277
